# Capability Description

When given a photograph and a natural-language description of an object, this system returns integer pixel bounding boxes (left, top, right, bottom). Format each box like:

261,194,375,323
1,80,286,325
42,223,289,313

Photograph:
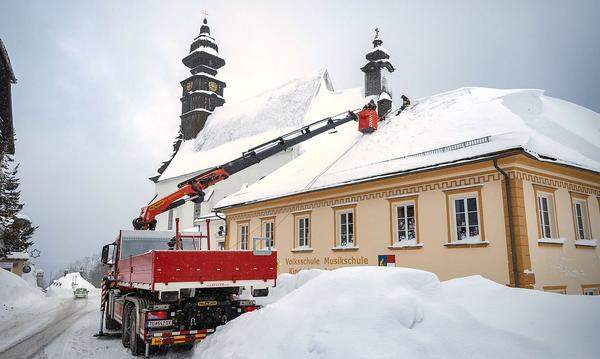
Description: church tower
361,28,395,117
180,17,226,140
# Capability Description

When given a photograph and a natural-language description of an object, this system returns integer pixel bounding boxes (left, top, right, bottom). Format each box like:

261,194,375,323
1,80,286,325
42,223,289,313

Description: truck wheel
121,304,132,348
129,308,145,356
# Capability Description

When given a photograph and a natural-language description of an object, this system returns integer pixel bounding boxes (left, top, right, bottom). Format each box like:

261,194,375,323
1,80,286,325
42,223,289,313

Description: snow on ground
3,267,598,358
0,270,99,354
195,267,599,359
254,269,325,306
46,271,99,298
217,87,600,208
0,268,45,318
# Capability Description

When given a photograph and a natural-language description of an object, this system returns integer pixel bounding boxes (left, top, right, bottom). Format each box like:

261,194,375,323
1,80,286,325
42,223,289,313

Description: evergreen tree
0,155,37,257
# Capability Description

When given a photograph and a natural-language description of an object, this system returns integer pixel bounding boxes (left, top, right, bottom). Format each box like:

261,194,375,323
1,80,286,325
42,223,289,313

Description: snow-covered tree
0,155,36,257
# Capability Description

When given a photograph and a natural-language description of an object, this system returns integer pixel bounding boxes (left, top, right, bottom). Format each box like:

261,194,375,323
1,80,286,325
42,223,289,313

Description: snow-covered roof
158,70,366,181
216,87,600,209
189,45,222,59
366,45,390,58
4,251,30,260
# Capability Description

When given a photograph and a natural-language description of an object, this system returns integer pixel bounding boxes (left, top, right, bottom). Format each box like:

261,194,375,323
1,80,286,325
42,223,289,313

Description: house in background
0,38,30,276
0,38,16,158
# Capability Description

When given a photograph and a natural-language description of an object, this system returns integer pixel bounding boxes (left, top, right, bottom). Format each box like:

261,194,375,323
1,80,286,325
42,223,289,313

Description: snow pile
217,87,600,208
0,269,44,317
255,269,325,306
196,267,599,359
46,272,98,298
21,264,40,288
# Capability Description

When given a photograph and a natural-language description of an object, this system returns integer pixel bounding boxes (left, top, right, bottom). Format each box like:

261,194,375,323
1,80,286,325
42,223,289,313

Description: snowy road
0,298,93,359
0,295,196,359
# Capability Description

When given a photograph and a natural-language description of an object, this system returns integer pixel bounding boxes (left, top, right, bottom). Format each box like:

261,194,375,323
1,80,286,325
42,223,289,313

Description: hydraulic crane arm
133,110,360,230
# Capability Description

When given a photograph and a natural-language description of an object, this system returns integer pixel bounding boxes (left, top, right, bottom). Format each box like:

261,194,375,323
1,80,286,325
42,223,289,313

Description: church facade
151,18,371,248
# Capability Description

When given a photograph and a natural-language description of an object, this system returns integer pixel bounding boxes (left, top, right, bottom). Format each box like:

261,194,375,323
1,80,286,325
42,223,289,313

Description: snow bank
195,267,599,359
0,269,44,316
46,272,98,298
255,269,325,306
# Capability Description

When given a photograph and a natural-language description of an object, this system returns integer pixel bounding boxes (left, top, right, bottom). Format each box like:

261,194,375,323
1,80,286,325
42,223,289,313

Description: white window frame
572,199,590,241
537,193,556,239
392,201,417,244
451,194,482,243
296,216,310,249
263,220,275,248
336,209,355,247
238,223,249,250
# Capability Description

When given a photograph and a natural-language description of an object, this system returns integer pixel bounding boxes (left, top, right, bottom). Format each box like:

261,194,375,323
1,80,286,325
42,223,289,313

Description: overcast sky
1,0,599,278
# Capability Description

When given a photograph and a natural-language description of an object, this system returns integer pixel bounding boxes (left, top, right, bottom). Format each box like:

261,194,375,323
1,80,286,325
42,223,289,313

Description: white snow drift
46,271,98,298
195,267,599,359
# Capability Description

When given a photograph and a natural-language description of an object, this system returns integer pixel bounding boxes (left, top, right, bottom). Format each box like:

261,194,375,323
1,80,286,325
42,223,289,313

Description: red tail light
147,310,168,320
243,306,257,312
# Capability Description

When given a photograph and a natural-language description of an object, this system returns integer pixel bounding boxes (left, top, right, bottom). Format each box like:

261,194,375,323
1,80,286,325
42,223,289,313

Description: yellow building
216,87,600,295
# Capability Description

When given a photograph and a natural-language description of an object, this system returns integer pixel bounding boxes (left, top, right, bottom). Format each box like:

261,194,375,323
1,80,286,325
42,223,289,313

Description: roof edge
0,39,17,83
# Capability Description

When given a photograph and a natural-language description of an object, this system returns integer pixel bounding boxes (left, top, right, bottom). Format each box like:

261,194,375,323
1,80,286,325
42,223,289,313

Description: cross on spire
374,27,379,39
201,10,208,17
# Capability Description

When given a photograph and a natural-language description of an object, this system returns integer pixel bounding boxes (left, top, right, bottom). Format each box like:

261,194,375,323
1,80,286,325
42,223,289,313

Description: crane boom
133,110,360,230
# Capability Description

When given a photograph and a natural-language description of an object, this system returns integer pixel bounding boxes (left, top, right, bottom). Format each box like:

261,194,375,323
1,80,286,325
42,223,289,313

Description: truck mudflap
146,328,215,346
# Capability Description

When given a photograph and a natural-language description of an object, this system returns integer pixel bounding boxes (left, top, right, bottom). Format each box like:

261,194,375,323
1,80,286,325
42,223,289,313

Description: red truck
99,227,276,356
96,106,391,357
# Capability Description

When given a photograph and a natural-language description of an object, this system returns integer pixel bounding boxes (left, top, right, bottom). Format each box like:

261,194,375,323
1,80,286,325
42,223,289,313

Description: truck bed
116,250,277,292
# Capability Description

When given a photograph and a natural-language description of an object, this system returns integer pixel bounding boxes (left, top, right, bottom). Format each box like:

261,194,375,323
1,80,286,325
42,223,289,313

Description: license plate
147,319,172,328
197,300,218,307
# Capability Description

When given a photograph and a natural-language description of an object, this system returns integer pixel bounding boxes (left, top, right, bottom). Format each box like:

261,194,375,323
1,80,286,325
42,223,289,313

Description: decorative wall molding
228,166,599,222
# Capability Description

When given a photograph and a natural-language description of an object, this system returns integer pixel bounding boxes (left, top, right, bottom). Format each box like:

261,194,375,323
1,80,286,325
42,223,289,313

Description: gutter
216,148,525,211
493,158,519,288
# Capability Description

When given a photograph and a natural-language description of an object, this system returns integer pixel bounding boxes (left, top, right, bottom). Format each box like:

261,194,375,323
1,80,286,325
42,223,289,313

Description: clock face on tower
186,81,193,91
208,81,218,92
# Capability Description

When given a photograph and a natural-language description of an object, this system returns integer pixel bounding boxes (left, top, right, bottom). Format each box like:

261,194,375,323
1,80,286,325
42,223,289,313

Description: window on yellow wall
537,192,557,239
543,286,566,294
238,223,249,250
451,195,481,242
336,209,355,247
393,202,416,244
572,199,591,240
296,216,310,248
263,220,275,248
583,287,599,296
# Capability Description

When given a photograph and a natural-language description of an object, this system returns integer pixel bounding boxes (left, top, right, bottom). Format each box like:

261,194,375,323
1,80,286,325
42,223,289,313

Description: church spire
179,15,227,140
361,28,395,116
361,28,395,95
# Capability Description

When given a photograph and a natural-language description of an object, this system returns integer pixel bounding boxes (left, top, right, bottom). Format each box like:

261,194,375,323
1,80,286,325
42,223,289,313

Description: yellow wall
223,154,600,293
520,165,600,294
